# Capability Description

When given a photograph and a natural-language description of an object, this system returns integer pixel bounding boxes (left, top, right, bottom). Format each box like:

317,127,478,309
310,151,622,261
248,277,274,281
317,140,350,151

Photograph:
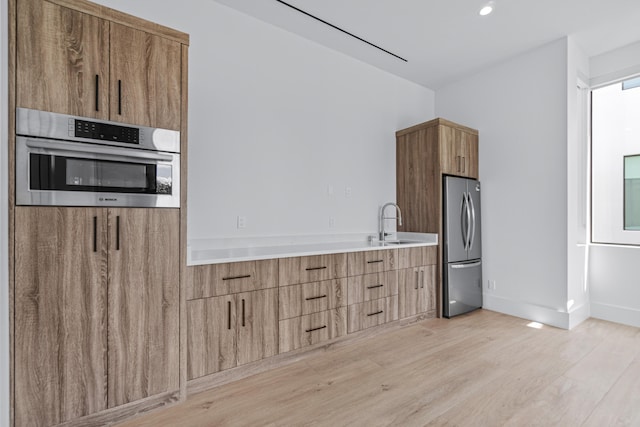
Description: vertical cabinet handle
95,75,100,112
462,156,466,173
227,301,232,330
420,269,424,288
93,216,97,252
116,215,120,250
415,270,419,290
241,299,246,327
118,80,122,115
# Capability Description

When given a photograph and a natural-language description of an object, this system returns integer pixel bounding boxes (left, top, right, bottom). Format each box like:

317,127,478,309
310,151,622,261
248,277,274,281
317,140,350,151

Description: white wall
91,0,435,242
588,42,640,328
436,39,571,328
1,0,9,423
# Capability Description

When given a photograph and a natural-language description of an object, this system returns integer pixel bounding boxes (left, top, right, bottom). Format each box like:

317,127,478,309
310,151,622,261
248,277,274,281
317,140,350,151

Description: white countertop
188,232,438,265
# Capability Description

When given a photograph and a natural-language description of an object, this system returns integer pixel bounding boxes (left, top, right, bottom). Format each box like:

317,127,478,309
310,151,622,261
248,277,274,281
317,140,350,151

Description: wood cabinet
279,279,346,320
14,207,107,426
14,207,179,424
347,296,399,333
279,307,348,353
187,288,278,379
107,208,180,407
278,253,347,286
186,259,278,300
398,266,436,318
439,125,479,179
397,118,478,316
16,0,182,129
397,246,437,318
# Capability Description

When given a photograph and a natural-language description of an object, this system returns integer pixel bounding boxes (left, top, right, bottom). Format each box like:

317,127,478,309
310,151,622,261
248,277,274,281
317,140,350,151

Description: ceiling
213,0,640,89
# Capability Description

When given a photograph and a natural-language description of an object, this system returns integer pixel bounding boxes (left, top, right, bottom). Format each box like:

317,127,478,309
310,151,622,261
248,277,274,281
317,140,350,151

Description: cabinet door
107,208,180,406
236,288,279,366
15,207,108,426
398,267,421,318
439,125,462,176
463,131,479,179
417,266,437,313
109,23,182,129
16,0,109,117
187,295,237,379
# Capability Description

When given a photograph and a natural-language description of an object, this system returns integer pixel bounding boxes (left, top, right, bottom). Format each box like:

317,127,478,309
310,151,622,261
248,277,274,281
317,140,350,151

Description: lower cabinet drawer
347,295,399,334
279,307,347,353
279,279,346,320
347,271,398,305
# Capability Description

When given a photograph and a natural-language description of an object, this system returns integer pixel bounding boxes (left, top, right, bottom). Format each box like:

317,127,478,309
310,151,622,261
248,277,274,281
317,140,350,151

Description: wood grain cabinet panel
279,279,346,320
109,23,182,130
16,0,110,118
347,296,399,334
397,246,437,269
187,289,278,380
278,253,347,286
187,295,237,380
14,207,108,426
279,307,347,353
346,271,398,305
347,249,397,276
186,259,277,300
398,265,436,318
16,0,183,130
107,208,180,407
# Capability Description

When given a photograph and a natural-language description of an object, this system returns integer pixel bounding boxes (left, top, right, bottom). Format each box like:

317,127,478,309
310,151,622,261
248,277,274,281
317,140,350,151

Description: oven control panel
73,119,140,144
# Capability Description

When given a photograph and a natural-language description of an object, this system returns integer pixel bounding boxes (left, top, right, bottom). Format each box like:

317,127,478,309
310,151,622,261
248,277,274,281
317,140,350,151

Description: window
592,76,640,245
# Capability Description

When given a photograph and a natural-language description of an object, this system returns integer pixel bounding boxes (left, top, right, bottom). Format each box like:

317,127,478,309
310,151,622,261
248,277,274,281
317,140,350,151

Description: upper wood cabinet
16,0,183,129
16,0,110,119
109,23,182,129
14,207,180,425
439,125,479,179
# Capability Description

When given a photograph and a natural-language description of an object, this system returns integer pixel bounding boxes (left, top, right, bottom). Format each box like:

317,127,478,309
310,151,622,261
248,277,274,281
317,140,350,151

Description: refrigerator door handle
460,194,468,250
469,191,476,252
451,261,482,269
465,192,472,252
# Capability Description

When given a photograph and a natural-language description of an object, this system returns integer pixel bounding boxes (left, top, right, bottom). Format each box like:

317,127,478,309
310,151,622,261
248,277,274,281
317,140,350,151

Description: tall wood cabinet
396,118,479,316
9,0,189,426
14,207,180,425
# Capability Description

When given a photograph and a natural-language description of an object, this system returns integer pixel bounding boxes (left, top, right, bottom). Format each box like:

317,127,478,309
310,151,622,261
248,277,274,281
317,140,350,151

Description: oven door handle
25,138,175,162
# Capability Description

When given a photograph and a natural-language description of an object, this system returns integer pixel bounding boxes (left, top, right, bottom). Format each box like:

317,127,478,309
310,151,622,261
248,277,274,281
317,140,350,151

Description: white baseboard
483,294,570,329
567,302,590,330
590,302,640,328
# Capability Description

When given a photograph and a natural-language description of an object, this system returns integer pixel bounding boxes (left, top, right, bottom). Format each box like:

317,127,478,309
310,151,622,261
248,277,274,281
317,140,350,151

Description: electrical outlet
237,216,247,229
329,216,335,228
488,280,496,290
345,186,352,198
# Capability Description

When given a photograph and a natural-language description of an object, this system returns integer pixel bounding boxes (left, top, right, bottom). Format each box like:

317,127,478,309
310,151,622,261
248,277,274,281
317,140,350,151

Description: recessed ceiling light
479,3,494,16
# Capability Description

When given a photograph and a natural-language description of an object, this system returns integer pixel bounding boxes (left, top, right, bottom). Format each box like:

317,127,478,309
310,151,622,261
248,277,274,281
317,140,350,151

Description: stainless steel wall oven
16,108,180,207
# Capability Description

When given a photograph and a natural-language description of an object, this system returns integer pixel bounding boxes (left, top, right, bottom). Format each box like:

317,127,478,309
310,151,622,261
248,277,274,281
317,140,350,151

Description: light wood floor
118,310,640,427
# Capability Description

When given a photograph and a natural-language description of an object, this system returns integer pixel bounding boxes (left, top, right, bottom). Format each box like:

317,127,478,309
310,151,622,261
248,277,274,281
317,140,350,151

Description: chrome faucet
379,202,403,241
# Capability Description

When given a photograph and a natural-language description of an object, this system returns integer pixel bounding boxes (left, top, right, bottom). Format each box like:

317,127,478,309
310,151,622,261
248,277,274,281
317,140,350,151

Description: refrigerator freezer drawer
444,260,482,318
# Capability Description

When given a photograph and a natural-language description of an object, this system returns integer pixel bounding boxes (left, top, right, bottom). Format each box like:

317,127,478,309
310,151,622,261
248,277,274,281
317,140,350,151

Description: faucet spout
379,202,403,241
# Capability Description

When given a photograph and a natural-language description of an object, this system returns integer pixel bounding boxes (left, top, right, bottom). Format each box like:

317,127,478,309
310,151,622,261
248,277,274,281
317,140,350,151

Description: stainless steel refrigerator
443,176,482,318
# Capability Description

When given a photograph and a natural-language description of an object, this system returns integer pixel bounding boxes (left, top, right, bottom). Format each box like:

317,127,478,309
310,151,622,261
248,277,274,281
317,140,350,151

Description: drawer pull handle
305,266,327,271
367,260,383,264
367,310,384,317
305,325,327,333
366,284,384,290
222,274,251,281
305,295,327,301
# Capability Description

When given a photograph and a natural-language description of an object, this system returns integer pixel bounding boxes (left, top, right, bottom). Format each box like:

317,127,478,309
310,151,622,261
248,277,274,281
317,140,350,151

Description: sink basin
381,240,417,245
